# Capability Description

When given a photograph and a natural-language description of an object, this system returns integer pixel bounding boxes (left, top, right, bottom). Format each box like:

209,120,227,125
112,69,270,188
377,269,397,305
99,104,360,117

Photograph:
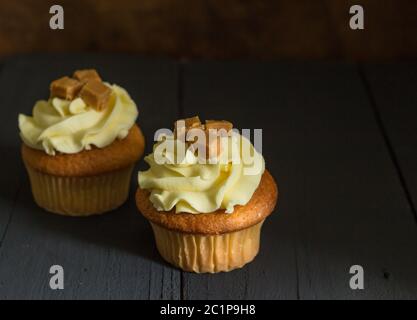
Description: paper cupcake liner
150,220,264,273
25,164,134,216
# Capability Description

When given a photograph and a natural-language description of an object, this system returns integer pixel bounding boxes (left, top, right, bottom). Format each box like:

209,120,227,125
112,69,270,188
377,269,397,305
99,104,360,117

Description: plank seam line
0,182,21,250
294,240,300,300
148,262,152,300
180,271,185,300
357,64,417,226
244,268,249,299
177,59,186,300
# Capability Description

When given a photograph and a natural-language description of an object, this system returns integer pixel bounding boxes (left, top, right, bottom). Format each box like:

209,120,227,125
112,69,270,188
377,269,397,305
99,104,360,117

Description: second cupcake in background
136,116,278,273
19,69,145,216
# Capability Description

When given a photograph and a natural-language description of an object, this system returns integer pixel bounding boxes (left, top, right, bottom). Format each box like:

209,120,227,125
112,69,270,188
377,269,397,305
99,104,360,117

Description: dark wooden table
0,55,416,300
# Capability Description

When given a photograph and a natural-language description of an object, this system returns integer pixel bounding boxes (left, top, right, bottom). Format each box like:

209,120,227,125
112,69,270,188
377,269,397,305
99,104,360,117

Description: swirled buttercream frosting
19,84,138,155
138,133,265,214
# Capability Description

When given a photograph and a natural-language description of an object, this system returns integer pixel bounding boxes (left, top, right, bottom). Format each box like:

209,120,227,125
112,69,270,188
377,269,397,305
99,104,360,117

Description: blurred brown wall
0,0,416,60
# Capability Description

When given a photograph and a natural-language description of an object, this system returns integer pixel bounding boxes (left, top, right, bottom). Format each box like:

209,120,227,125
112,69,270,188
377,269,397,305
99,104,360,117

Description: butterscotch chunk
73,69,101,83
204,132,222,158
175,117,234,158
205,120,233,132
204,120,233,158
188,128,222,159
184,116,201,128
175,116,201,131
175,116,202,140
50,77,83,100
80,80,111,111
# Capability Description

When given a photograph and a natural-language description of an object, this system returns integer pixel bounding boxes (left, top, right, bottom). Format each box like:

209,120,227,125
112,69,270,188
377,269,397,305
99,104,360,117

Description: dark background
1,0,416,61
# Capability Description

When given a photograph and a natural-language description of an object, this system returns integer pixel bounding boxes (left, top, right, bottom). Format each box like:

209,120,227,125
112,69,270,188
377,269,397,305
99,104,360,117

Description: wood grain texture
0,55,181,299
0,56,416,299
0,61,24,249
180,61,417,299
362,63,417,223
0,0,416,61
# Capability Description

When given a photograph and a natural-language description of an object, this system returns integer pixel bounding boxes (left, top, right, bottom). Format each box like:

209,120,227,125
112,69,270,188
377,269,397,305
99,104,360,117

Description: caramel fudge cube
205,120,233,133
50,76,83,100
191,130,222,159
73,69,101,83
205,132,222,158
184,116,201,128
175,116,202,140
203,120,233,158
80,80,111,111
175,116,201,131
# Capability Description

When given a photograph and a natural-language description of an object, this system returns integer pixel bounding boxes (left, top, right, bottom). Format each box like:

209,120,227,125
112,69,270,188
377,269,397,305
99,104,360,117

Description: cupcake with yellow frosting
19,69,145,216
136,116,277,273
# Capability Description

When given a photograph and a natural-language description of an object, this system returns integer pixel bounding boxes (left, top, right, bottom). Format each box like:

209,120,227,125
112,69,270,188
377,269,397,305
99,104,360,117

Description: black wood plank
181,62,417,299
0,54,180,299
0,60,22,245
362,63,417,224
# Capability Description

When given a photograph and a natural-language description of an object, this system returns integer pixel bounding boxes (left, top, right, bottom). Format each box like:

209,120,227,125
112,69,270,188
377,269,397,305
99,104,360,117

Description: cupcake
19,69,145,216
136,116,278,273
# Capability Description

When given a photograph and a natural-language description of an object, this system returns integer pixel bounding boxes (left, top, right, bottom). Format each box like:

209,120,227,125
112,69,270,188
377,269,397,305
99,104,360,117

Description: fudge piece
50,76,83,100
73,69,101,83
79,80,111,111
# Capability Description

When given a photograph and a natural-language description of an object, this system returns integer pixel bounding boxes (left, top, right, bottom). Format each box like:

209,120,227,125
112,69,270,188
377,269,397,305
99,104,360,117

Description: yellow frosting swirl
18,84,138,155
138,134,265,214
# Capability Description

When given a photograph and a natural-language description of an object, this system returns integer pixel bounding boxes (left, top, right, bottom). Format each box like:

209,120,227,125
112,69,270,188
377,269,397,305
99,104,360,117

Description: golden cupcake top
18,69,138,155
138,116,265,214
